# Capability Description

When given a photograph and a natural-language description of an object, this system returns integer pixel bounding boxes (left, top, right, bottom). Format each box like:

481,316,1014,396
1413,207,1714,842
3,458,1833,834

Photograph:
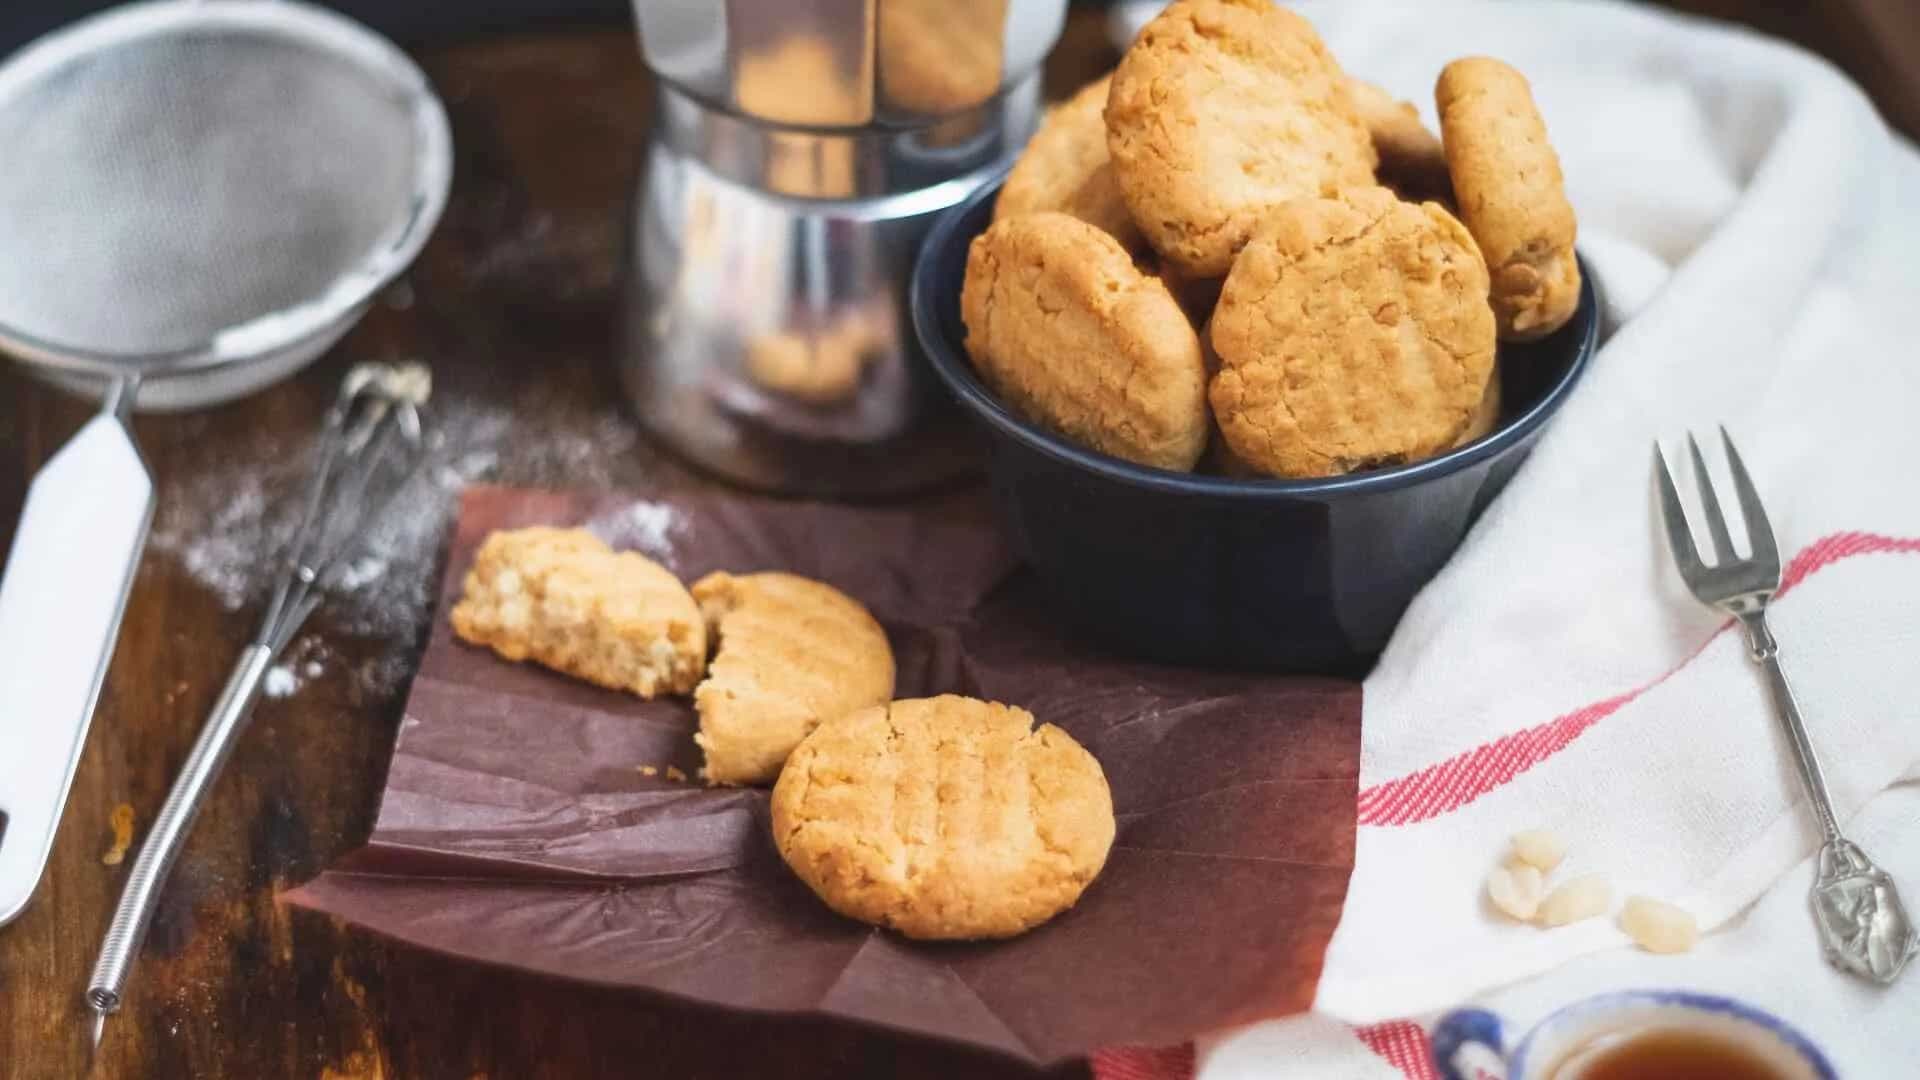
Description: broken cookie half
690,571,895,786
449,526,706,698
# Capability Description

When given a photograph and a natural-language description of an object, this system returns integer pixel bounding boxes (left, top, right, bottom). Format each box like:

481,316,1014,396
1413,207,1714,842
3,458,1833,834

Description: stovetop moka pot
620,0,1065,496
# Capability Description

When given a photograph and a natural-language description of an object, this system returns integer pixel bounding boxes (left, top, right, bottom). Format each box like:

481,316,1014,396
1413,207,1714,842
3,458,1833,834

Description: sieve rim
0,0,454,377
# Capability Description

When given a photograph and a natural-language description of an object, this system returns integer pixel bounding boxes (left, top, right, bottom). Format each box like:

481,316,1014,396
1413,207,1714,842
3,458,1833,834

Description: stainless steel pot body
620,0,1063,495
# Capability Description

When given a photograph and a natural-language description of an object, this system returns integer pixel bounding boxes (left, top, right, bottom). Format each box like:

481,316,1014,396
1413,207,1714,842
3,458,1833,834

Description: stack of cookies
963,0,1580,479
450,525,1117,941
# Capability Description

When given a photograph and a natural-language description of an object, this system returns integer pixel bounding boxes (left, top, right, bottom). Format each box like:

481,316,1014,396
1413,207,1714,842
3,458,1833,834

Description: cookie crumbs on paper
103,803,136,866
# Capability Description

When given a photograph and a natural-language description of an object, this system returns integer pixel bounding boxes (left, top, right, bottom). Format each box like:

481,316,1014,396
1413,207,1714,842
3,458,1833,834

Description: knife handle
0,396,153,927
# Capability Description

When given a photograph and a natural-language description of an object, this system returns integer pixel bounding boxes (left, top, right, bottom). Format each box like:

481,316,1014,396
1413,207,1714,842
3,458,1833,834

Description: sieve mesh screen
0,27,421,355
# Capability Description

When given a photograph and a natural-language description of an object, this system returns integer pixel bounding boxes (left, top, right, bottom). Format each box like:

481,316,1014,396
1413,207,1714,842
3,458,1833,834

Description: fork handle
1739,612,1843,842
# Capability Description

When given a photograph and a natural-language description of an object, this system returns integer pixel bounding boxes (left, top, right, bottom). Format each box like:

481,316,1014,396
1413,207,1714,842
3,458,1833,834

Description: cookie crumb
665,765,688,783
103,803,135,866
638,765,659,777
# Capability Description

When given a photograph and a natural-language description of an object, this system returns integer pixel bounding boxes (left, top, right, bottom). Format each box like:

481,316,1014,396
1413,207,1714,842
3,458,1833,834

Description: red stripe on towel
1356,532,1920,827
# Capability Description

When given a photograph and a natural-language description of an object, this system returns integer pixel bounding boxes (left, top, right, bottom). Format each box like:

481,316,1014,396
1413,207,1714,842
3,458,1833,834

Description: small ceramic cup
1431,990,1836,1079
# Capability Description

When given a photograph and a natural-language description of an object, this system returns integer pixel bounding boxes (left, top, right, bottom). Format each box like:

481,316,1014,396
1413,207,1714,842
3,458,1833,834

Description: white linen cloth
1097,1,1920,1075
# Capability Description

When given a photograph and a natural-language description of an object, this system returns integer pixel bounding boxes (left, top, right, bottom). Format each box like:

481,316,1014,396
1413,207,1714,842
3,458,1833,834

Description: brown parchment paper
285,485,1361,1065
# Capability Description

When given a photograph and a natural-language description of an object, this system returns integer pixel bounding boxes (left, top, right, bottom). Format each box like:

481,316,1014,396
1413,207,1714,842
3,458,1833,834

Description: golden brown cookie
1209,187,1496,478
691,571,894,786
961,212,1209,471
450,527,706,698
1452,360,1503,448
771,695,1115,940
1436,57,1581,342
877,0,1008,115
994,74,1141,249
1346,77,1451,200
1105,0,1376,277
1195,313,1257,477
1202,417,1261,478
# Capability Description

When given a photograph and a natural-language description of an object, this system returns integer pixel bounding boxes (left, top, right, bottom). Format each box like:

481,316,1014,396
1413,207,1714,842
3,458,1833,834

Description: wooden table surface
0,16,1117,1080
1,7,1908,1078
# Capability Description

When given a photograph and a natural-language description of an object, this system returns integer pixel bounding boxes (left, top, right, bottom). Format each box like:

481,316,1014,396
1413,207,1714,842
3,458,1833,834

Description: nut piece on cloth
1509,828,1568,872
1436,56,1582,342
1538,872,1613,927
691,570,895,786
1105,0,1375,277
1487,863,1544,921
961,212,1209,470
450,526,706,698
772,695,1116,940
1620,895,1699,954
1208,187,1495,478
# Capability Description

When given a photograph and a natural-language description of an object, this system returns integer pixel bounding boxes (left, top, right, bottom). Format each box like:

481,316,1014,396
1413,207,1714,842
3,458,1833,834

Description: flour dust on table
146,389,658,699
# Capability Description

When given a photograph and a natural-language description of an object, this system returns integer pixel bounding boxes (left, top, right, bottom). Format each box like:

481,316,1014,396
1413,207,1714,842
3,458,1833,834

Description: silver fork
1655,428,1915,984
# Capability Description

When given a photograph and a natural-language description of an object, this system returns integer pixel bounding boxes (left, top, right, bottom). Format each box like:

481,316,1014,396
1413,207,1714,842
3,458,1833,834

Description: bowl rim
911,170,1601,501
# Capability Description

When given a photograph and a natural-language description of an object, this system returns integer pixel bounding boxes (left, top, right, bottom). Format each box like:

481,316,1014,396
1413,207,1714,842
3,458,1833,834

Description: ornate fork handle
1739,609,1916,983
1736,611,1841,842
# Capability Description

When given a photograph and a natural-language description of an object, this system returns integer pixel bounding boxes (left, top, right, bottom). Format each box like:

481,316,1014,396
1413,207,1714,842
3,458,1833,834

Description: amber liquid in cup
1556,1026,1789,1079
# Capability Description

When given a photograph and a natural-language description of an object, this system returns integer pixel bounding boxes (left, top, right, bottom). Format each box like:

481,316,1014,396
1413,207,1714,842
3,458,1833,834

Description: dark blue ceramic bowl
910,176,1599,674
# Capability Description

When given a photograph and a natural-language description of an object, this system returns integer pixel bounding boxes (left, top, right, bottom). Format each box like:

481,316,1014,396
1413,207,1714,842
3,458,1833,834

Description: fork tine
1654,443,1708,579
1719,426,1781,571
1686,432,1736,562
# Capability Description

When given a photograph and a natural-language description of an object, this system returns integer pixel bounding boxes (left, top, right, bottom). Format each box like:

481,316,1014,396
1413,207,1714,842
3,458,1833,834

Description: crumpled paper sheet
286,485,1361,1065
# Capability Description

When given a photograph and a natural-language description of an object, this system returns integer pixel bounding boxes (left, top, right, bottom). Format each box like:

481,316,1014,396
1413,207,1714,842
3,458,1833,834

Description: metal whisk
85,362,432,1053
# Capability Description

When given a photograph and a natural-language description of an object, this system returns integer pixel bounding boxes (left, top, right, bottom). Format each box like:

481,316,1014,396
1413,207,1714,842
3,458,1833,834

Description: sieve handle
0,381,153,927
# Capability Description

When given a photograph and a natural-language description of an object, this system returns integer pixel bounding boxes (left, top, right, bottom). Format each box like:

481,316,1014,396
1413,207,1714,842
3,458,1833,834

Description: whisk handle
86,644,274,1015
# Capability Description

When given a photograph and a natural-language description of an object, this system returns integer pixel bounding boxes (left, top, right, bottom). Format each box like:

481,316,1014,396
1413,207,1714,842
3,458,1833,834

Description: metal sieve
0,0,451,926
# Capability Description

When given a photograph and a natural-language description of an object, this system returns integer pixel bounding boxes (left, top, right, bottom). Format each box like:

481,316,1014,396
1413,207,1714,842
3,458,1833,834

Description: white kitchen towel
1194,778,1920,1079
1092,0,1920,1075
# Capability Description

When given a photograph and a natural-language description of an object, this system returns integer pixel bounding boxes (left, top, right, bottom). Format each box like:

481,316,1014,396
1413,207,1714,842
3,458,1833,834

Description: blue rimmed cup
1432,990,1836,1079
909,172,1600,673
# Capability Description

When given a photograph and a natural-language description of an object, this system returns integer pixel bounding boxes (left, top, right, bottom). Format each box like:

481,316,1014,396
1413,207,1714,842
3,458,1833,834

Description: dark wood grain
0,23,1103,1080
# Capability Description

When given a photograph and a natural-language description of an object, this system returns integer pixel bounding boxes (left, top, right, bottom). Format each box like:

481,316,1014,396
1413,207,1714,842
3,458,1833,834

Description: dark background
7,0,1912,138
0,0,623,51
1,0,1916,141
